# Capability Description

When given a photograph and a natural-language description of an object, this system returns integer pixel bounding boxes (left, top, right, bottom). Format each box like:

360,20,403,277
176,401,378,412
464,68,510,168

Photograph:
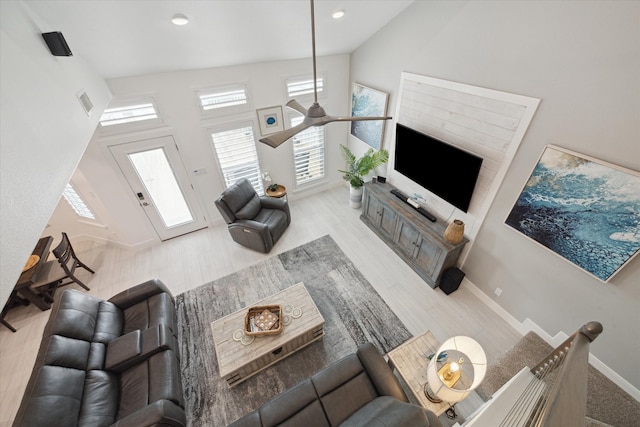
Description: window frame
208,120,265,195
283,73,327,104
98,97,164,135
196,82,253,117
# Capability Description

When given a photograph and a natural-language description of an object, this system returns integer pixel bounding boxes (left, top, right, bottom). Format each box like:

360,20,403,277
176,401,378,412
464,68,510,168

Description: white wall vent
77,90,94,116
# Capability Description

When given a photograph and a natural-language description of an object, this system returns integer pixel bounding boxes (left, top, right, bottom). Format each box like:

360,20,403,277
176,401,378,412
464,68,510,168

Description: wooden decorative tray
244,305,283,336
22,255,40,272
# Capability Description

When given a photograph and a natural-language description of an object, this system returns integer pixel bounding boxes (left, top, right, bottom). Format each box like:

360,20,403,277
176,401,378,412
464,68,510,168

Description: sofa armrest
110,399,186,427
106,325,176,373
260,197,291,222
228,220,273,251
357,342,409,402
108,279,173,308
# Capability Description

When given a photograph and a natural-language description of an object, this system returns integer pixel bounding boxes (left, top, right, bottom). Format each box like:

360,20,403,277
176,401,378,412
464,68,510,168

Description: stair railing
498,321,603,427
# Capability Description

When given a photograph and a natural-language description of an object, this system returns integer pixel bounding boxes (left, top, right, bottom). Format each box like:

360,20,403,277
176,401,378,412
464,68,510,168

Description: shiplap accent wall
388,72,540,243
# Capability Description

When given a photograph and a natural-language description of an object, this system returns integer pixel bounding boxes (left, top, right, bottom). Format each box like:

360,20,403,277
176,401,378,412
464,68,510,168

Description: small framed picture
256,106,284,136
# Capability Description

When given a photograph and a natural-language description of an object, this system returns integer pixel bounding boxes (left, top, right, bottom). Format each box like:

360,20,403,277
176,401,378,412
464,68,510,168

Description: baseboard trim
72,233,156,250
462,278,640,402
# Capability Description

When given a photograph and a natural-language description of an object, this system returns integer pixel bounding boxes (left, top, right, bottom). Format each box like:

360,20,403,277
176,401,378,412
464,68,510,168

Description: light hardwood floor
0,185,522,426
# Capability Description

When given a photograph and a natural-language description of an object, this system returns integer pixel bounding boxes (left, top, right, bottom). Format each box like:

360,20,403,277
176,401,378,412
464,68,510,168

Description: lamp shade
426,336,486,403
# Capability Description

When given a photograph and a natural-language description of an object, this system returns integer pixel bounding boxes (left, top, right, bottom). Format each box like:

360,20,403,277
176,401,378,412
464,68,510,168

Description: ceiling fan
259,0,392,148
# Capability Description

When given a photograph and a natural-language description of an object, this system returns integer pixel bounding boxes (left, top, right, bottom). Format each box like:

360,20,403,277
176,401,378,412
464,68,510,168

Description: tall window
62,183,95,219
210,122,264,195
197,83,250,116
291,116,325,186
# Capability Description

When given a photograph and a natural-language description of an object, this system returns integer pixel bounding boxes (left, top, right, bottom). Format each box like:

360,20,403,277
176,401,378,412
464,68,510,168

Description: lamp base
423,382,443,403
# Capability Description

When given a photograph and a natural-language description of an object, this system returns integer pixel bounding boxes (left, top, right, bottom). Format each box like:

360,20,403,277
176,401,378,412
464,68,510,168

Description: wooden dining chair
33,232,95,298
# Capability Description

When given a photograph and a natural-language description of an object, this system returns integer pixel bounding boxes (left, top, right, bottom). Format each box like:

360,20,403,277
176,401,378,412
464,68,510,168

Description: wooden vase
444,219,465,244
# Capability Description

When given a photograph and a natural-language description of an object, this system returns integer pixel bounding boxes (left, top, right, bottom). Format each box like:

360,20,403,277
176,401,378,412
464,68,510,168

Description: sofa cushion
94,301,124,343
79,370,118,427
220,179,262,220
339,396,434,427
259,380,330,427
122,292,175,335
312,353,379,426
88,342,107,370
234,195,262,219
44,335,90,370
50,291,102,342
118,350,184,420
19,365,85,427
254,209,288,242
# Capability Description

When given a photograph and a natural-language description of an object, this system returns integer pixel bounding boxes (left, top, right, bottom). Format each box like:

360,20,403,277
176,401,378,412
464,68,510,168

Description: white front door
109,136,207,240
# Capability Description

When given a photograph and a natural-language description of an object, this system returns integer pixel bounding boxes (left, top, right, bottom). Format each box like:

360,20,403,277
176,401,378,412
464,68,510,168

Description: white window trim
207,120,265,195
98,96,164,136
196,82,253,118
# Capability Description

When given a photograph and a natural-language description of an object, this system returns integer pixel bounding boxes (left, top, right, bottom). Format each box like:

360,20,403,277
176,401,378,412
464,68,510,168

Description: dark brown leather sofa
12,279,185,427
229,342,443,427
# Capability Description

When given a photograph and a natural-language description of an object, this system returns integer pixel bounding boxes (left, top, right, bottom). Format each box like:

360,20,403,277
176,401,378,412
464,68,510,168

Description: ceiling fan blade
285,99,308,115
259,122,311,148
264,0,393,149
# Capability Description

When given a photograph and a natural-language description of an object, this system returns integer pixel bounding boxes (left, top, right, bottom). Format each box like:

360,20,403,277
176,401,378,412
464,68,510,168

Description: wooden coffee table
211,282,324,386
386,330,450,416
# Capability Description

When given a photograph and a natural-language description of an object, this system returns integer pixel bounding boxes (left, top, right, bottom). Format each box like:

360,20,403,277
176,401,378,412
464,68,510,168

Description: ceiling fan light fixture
260,0,391,148
171,14,189,26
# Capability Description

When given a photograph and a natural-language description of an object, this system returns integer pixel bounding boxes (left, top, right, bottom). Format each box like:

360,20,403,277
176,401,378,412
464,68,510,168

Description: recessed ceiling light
332,10,345,19
171,14,189,26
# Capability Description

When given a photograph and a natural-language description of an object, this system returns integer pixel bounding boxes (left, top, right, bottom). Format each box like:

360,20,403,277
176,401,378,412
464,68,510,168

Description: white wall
0,1,111,304
349,0,640,391
54,55,351,247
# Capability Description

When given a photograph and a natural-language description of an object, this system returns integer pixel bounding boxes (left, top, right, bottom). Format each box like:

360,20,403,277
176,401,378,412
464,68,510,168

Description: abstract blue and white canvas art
505,145,640,282
350,83,389,150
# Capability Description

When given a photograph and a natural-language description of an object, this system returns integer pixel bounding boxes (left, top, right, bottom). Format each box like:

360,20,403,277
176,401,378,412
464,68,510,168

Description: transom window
100,101,159,127
197,83,251,115
290,116,325,186
98,98,162,134
62,183,95,219
285,75,324,100
210,122,264,195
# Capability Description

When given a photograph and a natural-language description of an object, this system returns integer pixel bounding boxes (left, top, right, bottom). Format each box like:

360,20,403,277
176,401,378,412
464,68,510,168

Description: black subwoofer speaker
440,267,465,295
42,32,73,57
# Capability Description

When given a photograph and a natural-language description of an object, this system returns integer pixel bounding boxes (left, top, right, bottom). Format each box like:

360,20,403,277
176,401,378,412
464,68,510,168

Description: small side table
386,330,450,416
266,184,287,199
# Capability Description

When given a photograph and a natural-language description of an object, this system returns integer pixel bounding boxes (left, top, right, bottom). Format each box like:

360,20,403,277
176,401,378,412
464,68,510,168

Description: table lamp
424,336,487,407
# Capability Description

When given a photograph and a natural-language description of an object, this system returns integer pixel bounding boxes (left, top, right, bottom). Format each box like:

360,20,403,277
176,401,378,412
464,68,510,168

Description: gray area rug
475,331,640,427
176,235,412,426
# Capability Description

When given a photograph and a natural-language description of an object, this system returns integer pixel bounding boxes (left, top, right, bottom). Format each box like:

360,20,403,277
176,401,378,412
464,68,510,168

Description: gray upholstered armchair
215,179,291,253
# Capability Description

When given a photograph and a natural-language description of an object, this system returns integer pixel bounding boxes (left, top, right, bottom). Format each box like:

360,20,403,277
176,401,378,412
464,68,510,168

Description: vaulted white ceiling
24,0,414,79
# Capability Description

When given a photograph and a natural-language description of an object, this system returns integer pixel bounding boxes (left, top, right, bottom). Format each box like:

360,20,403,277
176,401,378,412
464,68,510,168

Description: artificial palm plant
338,145,389,189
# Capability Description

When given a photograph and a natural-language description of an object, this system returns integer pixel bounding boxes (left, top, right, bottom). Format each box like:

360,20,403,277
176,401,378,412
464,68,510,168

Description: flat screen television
394,123,483,212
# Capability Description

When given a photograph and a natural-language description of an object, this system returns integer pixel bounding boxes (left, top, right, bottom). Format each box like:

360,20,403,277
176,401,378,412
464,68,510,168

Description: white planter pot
349,186,363,208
